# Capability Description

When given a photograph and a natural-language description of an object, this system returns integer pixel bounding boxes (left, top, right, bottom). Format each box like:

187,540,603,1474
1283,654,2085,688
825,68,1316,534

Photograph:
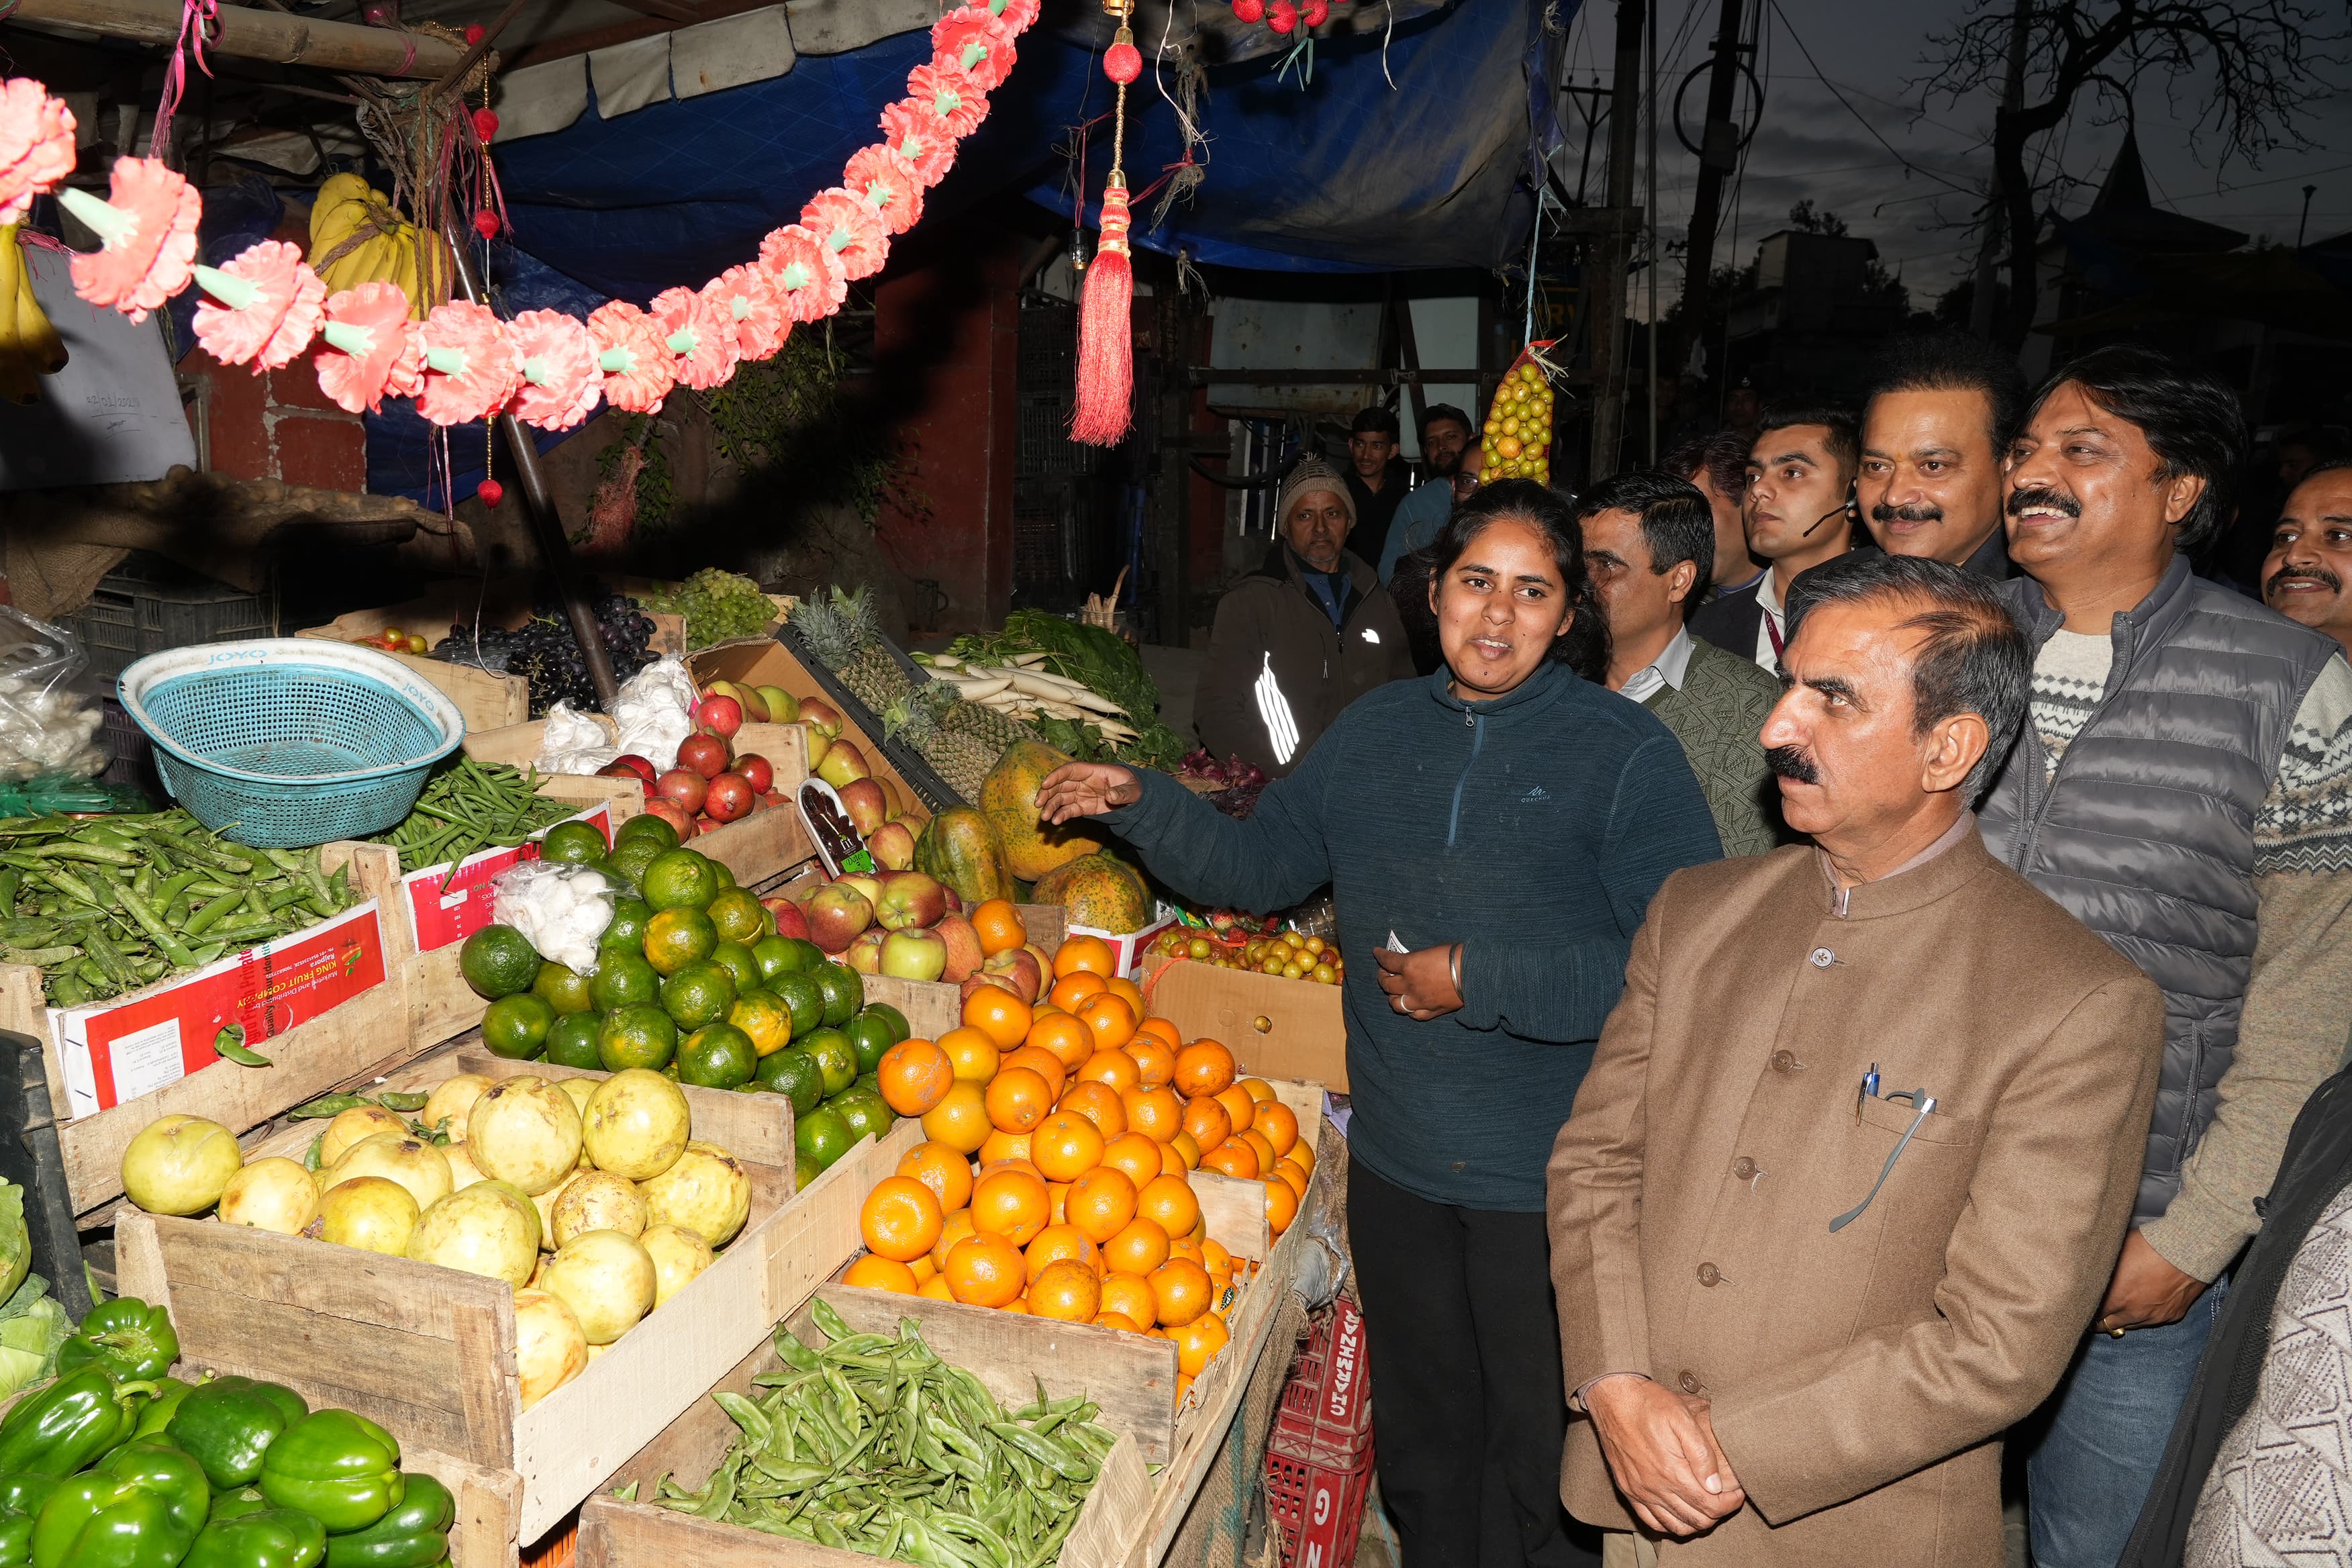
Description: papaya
979,739,1107,882
1030,854,1151,934
914,807,1013,905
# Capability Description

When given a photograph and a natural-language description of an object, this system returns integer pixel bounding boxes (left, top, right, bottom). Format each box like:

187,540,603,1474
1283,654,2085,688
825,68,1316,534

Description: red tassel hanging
1073,4,1137,446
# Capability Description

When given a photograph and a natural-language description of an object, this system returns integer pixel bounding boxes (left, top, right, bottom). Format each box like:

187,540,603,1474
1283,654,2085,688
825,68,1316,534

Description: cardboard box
1141,954,1349,1091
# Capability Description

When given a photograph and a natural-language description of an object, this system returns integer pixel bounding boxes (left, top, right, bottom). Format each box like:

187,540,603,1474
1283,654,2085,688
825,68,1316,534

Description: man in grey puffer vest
1981,345,2352,1568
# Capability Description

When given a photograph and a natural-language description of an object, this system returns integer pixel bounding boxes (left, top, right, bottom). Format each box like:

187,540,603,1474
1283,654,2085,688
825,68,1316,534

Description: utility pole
1968,0,2032,340
1645,0,1658,463
1674,0,1747,384
2298,185,2318,249
1585,0,1645,479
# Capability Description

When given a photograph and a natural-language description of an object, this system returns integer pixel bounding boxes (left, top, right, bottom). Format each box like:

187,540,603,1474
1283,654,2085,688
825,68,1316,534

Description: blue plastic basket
119,640,467,848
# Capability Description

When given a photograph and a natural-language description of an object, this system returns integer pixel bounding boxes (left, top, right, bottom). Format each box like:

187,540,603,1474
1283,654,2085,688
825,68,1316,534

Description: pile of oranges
846,902,1315,1404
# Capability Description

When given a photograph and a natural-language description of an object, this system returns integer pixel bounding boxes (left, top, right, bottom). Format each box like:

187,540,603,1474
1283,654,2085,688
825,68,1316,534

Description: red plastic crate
1266,1443,1375,1568
1273,1298,1374,1468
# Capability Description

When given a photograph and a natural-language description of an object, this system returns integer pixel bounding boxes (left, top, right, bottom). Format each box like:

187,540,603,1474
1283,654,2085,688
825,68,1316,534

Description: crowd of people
1127,335,2352,1568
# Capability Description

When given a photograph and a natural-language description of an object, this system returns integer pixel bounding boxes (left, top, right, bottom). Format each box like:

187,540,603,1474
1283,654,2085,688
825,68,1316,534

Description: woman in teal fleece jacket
1039,481,1722,1568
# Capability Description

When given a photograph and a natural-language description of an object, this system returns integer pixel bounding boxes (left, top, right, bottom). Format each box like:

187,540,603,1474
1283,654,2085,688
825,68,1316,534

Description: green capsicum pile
0,1297,455,1568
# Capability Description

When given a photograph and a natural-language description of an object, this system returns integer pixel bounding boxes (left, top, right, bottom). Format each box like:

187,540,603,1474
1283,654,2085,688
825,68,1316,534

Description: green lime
708,940,762,994
756,1046,824,1115
598,1003,677,1073
678,1023,758,1090
801,1028,858,1097
812,963,862,1028
795,1152,822,1189
540,820,608,865
845,1012,898,1075
661,960,738,1030
605,838,663,898
706,888,767,944
854,1069,881,1095
602,898,652,955
459,925,540,1000
642,848,720,914
643,908,718,976
532,961,596,1016
773,973,825,1039
615,814,680,852
483,992,554,1059
730,989,793,1057
831,1087,893,1146
543,1012,605,1070
795,1106,854,1173
754,935,820,984
589,951,660,1012
710,859,737,890
861,1002,911,1044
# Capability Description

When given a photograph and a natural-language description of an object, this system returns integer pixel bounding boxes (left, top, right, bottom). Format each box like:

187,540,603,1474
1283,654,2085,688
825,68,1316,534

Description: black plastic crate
771,624,969,812
59,553,277,681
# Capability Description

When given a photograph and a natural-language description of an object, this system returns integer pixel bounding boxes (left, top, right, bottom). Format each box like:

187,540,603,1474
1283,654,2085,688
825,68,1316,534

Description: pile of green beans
646,1302,1119,1567
370,756,580,879
0,810,360,1007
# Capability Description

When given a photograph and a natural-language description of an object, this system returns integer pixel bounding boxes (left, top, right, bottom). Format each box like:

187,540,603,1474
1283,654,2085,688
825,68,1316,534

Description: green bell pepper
28,1440,209,1568
0,1475,58,1567
168,1377,309,1489
56,1300,179,1384
257,1412,401,1536
207,1490,268,1525
184,1509,325,1568
322,1474,452,1568
0,1365,154,1476
130,1377,196,1443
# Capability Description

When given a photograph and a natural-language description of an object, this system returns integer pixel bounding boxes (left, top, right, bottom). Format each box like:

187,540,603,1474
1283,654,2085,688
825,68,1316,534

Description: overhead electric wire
1763,0,1975,198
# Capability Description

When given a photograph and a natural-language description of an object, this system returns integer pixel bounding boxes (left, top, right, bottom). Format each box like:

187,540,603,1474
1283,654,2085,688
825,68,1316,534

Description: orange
897,1141,976,1214
1069,1166,1138,1244
1171,1312,1230,1375
1289,1138,1317,1174
1026,1010,1096,1071
919,1273,955,1300
861,1176,944,1262
1048,1181,1069,1224
1126,1036,1177,1091
910,1253,938,1284
1100,1132,1162,1189
962,986,1033,1050
1175,1373,1193,1403
981,1155,1045,1184
1252,1099,1300,1158
1134,1016,1181,1051
1171,1130,1202,1170
844,1254,920,1294
1024,1222,1101,1281
931,1207,975,1269
1058,1081,1128,1139
1124,1087,1184,1144
999,1044,1068,1103
1047,972,1108,1014
1202,1138,1260,1181
1094,1310,1144,1334
1157,1142,1187,1178
1001,1295,1031,1315
1029,1259,1100,1322
985,1065,1053,1134
1274,1158,1310,1198
1104,975,1146,1018
971,1167,1049,1246
977,1130,1034,1169
877,1038,954,1117
1149,1258,1214,1328
1265,1175,1299,1235
1200,1238,1232,1277
1101,1271,1157,1328
944,1232,1024,1308
1237,1128,1278,1175
1238,1077,1276,1104
940,1026,1001,1084
1053,934,1118,979
1032,1110,1107,1182
971,898,1028,957
1181,1096,1232,1153
1077,994,1138,1052
1214,1085,1259,1134
1173,1039,1236,1099
1104,1216,1171,1277
1136,1174,1202,1239
1075,1048,1139,1094
922,1081,992,1154
1170,1235,1205,1268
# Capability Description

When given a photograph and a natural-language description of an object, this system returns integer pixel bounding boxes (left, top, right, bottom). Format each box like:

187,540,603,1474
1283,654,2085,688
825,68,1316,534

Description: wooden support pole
5,0,465,79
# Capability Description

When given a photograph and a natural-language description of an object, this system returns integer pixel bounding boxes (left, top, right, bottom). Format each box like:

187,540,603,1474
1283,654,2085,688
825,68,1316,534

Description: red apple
844,928,889,975
875,871,946,932
881,928,949,983
734,754,774,793
763,896,810,941
982,946,1043,1005
803,728,830,773
705,773,754,824
960,972,1021,1006
696,693,743,739
677,733,731,781
876,778,903,819
867,820,916,871
838,777,886,836
800,699,842,740
654,768,707,815
934,914,984,983
838,873,884,908
815,740,869,789
642,798,696,842
940,886,962,915
805,884,872,952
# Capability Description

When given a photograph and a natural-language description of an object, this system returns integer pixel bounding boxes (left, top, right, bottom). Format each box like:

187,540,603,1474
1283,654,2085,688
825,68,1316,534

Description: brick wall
182,348,369,492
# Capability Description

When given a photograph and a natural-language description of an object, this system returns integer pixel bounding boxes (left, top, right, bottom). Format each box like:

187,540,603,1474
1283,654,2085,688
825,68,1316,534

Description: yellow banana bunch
307,176,443,320
0,226,66,407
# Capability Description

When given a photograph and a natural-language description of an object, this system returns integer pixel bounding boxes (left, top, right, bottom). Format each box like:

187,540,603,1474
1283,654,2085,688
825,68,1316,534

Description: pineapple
893,681,1015,803
787,584,876,672
840,644,912,716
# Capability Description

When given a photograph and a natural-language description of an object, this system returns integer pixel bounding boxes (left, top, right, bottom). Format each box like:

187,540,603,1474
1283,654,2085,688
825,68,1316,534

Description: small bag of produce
490,861,612,974
0,608,104,780
534,701,618,775
611,656,694,771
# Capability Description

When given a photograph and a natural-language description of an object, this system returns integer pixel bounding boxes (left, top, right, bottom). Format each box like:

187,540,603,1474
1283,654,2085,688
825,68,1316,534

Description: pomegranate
799,699,842,740
705,773,754,823
677,734,731,780
603,754,656,784
734,754,774,793
642,798,696,841
695,693,743,739
654,769,707,815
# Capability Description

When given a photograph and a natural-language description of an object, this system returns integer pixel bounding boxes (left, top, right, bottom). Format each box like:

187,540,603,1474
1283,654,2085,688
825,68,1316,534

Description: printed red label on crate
52,901,387,1118
1322,1299,1367,1431
401,802,613,952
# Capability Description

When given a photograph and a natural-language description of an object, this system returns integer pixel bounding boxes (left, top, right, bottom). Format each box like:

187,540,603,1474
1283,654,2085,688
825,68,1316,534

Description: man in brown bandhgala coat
1549,553,2165,1567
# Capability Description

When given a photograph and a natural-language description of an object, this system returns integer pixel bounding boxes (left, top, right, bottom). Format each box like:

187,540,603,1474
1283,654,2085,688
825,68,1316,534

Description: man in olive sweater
1583,473,1787,856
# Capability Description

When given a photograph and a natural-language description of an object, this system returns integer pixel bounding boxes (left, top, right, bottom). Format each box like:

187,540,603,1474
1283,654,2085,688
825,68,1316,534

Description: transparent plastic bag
0,609,104,781
490,861,614,974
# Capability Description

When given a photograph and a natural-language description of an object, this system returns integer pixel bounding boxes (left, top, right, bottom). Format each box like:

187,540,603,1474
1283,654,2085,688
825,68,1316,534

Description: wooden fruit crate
111,1042,906,1555
294,612,532,735
0,840,415,1216
855,903,1067,1040
1140,954,1349,1092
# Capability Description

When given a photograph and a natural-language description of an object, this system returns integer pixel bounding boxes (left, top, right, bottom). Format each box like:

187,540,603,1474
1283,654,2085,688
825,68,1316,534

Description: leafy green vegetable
948,612,1190,769
0,1181,27,1308
0,1270,70,1399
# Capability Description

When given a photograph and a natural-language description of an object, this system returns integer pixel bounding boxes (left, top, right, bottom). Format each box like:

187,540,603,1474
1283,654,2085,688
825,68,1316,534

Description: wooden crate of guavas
111,1040,911,1557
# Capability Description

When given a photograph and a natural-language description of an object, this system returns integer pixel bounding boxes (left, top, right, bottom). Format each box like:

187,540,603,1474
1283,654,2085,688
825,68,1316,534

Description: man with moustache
1976,345,2352,1568
2262,460,2352,656
1690,407,1866,672
1551,552,2163,1566
1856,335,2024,579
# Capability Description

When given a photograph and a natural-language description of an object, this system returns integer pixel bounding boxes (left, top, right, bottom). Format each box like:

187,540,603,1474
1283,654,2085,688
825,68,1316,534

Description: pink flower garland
508,308,603,431
650,284,738,391
62,156,200,324
758,225,847,324
315,283,424,414
704,264,788,360
191,240,326,372
0,81,77,226
844,144,924,236
415,299,523,426
799,188,889,281
587,301,675,414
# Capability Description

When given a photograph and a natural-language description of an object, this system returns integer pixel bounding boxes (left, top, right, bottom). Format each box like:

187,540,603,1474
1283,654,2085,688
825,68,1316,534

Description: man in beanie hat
1195,455,1416,777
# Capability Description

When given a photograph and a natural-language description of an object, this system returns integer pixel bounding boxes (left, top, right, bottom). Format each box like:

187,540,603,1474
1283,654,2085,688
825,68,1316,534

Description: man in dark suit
1691,407,1865,672
1857,335,2025,581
